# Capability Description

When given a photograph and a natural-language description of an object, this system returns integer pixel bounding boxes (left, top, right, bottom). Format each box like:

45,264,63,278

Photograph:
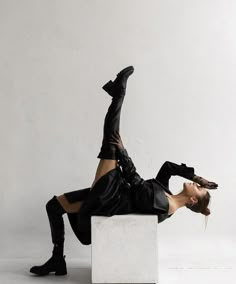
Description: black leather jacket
116,148,195,223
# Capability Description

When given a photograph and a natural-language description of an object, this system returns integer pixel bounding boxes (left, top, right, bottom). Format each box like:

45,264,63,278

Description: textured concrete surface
91,215,158,283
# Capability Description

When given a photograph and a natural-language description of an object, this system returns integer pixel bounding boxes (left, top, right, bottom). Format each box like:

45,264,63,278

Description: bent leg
56,194,84,213
30,196,67,276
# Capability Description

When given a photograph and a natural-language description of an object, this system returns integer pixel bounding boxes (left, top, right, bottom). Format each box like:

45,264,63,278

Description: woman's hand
193,175,218,190
109,130,125,150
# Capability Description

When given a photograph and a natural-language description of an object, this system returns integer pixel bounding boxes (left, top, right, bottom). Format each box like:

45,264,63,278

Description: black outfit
30,66,196,277
30,66,135,275
30,196,67,275
62,70,196,245
64,158,195,245
97,89,125,160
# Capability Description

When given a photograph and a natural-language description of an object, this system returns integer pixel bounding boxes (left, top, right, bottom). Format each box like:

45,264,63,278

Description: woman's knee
46,195,66,214
46,195,56,211
56,194,83,214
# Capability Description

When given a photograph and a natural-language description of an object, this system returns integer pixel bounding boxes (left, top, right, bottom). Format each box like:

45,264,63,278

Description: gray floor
0,259,91,284
0,258,235,284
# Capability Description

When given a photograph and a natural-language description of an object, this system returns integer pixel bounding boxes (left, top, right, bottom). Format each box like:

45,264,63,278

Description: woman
30,66,218,276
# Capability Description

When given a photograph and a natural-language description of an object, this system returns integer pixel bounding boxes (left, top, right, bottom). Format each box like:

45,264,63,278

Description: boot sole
30,257,67,276
55,270,67,275
30,269,67,276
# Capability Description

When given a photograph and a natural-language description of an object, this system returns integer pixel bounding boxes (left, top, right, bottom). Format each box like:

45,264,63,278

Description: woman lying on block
30,66,218,276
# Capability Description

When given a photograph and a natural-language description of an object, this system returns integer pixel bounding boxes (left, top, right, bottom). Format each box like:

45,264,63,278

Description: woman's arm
156,161,218,189
116,147,144,187
110,132,218,190
109,131,144,187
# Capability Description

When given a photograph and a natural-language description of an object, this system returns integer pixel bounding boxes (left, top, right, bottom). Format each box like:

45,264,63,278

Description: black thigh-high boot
30,196,67,276
97,66,134,159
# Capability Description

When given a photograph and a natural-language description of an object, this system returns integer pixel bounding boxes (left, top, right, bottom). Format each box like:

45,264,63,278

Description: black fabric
153,161,195,223
117,148,145,187
64,187,90,204
65,73,132,244
64,161,195,245
97,94,125,160
155,161,195,187
116,148,195,223
114,148,169,220
62,70,196,244
45,196,66,256
65,167,134,245
97,66,134,159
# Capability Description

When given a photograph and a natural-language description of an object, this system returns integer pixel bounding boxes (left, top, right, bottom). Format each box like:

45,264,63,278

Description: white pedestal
91,214,159,283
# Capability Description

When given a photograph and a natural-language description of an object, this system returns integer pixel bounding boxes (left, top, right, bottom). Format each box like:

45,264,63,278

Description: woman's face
183,182,208,198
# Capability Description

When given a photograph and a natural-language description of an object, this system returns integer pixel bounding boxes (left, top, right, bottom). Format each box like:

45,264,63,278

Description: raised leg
91,92,126,189
97,95,125,160
92,66,134,190
97,65,134,160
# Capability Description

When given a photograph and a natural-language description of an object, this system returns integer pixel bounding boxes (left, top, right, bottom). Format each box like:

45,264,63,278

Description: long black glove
192,174,218,189
156,161,218,190
116,148,144,187
109,131,144,187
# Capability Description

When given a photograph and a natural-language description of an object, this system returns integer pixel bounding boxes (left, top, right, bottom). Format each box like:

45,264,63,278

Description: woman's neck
164,191,188,215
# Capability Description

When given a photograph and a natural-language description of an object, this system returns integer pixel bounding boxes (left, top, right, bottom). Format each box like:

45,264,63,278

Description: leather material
30,196,67,276
98,66,134,159
117,152,197,223
46,196,66,250
149,179,170,213
64,187,91,203
155,161,195,187
97,95,125,160
117,148,144,187
102,66,134,97
30,255,67,276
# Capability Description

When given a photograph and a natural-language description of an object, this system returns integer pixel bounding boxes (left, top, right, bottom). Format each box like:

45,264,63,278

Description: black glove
109,131,144,187
117,148,144,187
193,175,218,190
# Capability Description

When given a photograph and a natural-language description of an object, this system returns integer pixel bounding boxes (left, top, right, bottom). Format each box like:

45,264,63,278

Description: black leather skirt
64,167,135,245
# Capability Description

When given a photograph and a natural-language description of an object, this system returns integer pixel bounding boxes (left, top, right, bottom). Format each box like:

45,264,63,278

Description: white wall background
0,0,235,268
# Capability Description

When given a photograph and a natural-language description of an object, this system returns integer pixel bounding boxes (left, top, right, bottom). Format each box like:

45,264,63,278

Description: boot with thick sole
30,196,67,276
30,253,67,276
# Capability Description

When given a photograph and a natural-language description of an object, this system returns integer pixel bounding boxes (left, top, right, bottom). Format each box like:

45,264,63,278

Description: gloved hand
193,175,218,190
109,130,125,150
109,131,144,187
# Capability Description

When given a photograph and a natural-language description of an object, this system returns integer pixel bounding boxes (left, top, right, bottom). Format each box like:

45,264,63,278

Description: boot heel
55,255,67,275
102,80,114,95
55,264,67,275
55,268,67,276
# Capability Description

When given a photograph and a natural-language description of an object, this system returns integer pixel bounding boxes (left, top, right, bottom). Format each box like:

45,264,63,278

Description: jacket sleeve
117,148,145,187
155,161,195,184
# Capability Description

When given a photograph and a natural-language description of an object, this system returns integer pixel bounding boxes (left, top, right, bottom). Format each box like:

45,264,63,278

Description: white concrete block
91,214,159,283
